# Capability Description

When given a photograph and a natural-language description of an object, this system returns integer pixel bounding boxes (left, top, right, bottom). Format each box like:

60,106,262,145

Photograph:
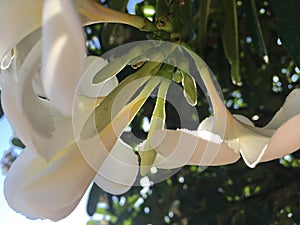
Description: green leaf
109,0,129,11
223,0,241,86
244,0,269,64
196,0,211,43
274,0,300,66
87,183,103,216
172,69,182,83
11,138,25,149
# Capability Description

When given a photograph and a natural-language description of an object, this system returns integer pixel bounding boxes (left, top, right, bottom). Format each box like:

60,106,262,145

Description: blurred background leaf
274,0,300,67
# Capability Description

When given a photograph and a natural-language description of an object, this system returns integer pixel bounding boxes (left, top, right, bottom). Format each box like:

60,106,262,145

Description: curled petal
1,39,47,153
230,123,271,167
4,149,43,220
222,90,300,167
42,0,85,115
199,111,274,167
150,129,240,168
17,41,55,138
4,145,96,221
73,79,140,196
2,39,74,160
77,56,118,97
94,140,139,195
0,0,42,59
74,0,157,31
265,89,300,129
256,114,300,166
30,116,74,161
10,144,95,221
94,174,134,196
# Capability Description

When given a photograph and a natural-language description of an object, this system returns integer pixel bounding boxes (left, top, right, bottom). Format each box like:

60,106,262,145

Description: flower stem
75,0,158,32
180,46,230,135
140,78,170,176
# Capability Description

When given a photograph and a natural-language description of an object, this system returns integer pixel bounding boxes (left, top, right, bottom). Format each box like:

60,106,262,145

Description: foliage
84,0,300,225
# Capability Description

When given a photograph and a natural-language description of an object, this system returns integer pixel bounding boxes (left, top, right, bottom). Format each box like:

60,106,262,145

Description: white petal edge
150,129,240,169
3,39,75,160
77,56,118,97
22,143,96,221
4,149,44,220
252,113,300,167
96,139,139,186
265,88,300,129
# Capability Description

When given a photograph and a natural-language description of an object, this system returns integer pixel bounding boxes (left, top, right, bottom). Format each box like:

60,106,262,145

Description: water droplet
273,75,279,82
259,8,266,14
291,74,298,83
263,55,269,64
277,38,282,46
251,115,260,121
140,176,151,187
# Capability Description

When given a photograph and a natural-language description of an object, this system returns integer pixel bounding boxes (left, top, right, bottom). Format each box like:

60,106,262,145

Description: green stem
140,78,170,176
180,46,230,134
75,0,157,32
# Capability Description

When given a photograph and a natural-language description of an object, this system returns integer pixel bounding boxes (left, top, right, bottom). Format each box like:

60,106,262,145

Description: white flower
149,47,300,169
1,0,138,221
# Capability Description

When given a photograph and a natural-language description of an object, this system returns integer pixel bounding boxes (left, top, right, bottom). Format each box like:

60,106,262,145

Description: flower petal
30,116,74,161
17,41,55,138
0,0,42,60
31,55,118,161
4,149,44,220
265,88,300,129
42,0,85,115
21,143,95,221
255,113,300,165
199,112,274,167
94,139,139,195
150,129,240,168
94,174,134,196
232,123,271,167
2,38,74,160
1,36,47,153
77,56,118,97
